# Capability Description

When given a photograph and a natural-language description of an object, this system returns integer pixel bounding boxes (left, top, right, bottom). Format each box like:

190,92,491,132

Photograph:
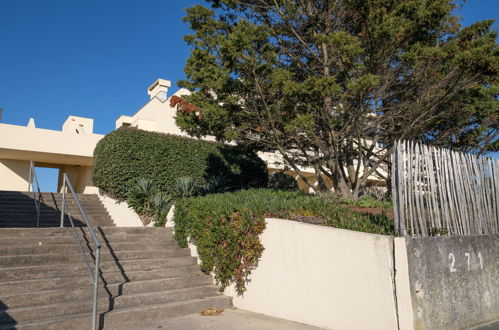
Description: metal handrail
60,173,101,330
27,161,41,227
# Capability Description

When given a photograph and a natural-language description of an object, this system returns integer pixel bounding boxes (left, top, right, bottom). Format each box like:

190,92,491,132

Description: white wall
98,192,143,227
0,159,30,191
224,218,401,330
0,123,102,163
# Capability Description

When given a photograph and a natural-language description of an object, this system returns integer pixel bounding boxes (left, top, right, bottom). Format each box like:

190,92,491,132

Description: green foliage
175,176,198,198
151,192,173,221
268,172,299,191
341,196,393,210
92,127,268,201
173,189,394,293
177,0,498,199
127,178,155,216
127,178,173,226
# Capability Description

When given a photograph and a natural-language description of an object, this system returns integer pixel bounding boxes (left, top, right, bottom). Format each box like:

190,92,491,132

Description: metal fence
391,140,499,237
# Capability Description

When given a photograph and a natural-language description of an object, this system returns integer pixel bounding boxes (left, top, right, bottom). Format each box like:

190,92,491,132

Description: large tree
175,0,498,199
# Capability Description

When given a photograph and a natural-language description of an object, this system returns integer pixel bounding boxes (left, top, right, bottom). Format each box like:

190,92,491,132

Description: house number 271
448,252,483,273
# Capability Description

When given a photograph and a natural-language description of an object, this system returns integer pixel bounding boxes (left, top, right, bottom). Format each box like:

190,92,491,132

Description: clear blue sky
0,0,497,191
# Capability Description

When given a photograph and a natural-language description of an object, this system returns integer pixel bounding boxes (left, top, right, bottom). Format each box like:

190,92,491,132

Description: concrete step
0,221,115,228
0,227,171,237
0,240,178,255
0,232,173,246
1,275,214,309
0,285,221,325
0,246,192,267
0,214,111,220
0,218,113,224
0,209,109,215
0,191,99,198
0,265,204,294
0,222,115,229
0,295,232,330
0,196,101,203
0,207,107,215
0,215,112,222
0,256,197,282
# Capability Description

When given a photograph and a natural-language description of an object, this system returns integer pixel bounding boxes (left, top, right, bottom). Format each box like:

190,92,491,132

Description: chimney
27,118,36,128
147,79,171,102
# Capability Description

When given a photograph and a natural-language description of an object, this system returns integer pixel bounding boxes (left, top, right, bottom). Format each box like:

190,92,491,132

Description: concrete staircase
0,191,232,329
0,191,114,228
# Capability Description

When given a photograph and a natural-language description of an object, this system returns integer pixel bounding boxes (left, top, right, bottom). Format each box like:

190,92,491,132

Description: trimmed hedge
173,189,394,294
92,127,268,200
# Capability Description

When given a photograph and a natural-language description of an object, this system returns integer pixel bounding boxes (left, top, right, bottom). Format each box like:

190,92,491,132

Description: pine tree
176,0,498,199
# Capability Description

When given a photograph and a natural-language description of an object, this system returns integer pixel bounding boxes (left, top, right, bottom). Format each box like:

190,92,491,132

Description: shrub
173,189,394,294
340,195,393,209
93,127,268,200
127,178,172,226
268,172,299,191
175,176,198,198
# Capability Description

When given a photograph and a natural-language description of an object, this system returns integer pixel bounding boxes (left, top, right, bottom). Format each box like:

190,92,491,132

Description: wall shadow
0,300,16,328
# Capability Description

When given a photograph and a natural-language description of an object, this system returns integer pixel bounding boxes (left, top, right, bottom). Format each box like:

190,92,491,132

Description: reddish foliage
170,95,202,118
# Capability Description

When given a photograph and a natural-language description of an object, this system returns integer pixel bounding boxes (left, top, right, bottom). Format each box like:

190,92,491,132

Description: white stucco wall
0,159,30,191
0,123,103,164
394,237,415,330
224,218,401,330
0,121,104,193
97,192,142,227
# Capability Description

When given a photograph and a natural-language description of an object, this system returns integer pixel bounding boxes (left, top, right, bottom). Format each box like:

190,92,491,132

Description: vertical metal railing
60,173,101,330
27,161,41,227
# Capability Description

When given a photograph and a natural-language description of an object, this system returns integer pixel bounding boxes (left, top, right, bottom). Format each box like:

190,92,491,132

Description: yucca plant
175,176,197,198
128,178,154,214
128,178,173,226
151,192,173,223
202,176,230,194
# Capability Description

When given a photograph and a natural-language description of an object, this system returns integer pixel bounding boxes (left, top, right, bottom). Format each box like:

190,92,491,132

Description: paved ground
121,308,324,330
473,320,499,330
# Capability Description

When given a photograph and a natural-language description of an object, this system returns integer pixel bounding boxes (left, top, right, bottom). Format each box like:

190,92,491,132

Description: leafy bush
268,172,299,191
173,189,394,294
93,127,268,200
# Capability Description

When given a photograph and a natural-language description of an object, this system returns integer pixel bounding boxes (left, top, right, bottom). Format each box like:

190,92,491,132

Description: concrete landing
120,308,323,330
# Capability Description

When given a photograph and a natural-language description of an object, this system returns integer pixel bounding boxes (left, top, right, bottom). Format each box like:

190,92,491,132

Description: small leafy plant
128,178,173,226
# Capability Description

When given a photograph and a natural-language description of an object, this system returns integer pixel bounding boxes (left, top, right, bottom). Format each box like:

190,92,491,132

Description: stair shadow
0,191,86,227
77,227,130,329
0,300,17,328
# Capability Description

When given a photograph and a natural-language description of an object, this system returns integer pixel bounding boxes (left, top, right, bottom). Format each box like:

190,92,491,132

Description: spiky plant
151,192,173,223
175,176,197,198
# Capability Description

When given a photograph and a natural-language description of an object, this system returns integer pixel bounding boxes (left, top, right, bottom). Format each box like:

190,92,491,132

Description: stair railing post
60,178,66,228
92,246,101,330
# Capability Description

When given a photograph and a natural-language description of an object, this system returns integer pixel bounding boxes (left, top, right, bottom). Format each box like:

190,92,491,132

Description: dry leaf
200,308,224,316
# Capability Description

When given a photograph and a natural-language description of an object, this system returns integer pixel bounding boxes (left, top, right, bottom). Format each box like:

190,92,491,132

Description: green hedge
92,127,268,200
173,189,394,294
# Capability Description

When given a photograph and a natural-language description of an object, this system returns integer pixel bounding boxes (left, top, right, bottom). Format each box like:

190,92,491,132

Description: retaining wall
405,235,499,329
224,218,401,330
222,218,499,330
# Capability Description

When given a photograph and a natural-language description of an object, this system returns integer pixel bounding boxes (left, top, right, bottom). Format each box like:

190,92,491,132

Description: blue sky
0,0,497,190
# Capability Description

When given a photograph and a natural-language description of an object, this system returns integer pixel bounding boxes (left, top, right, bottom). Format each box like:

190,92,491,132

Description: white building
0,78,385,193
